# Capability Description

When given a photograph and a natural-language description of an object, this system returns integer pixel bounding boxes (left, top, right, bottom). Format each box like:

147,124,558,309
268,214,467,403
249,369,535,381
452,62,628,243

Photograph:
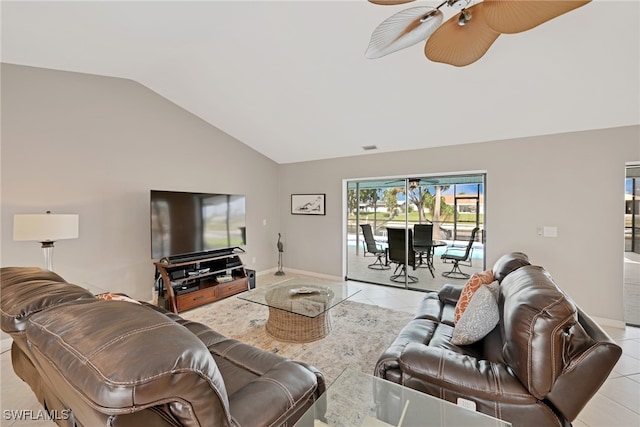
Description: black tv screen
150,190,246,259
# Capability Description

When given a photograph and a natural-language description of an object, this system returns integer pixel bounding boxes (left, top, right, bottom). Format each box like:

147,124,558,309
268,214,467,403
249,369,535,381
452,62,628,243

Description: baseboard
272,268,343,282
1,337,13,354
591,316,627,330
256,268,277,277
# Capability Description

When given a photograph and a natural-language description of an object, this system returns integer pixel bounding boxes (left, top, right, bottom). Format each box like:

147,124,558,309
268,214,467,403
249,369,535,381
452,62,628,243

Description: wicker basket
264,285,334,342
266,306,332,342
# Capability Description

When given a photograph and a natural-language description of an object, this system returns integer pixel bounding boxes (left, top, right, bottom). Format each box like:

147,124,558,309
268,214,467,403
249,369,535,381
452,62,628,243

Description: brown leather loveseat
375,252,622,427
0,267,325,427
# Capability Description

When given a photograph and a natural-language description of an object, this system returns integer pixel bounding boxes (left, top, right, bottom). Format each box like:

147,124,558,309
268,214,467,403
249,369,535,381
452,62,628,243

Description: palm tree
400,183,452,239
391,182,432,224
382,189,398,219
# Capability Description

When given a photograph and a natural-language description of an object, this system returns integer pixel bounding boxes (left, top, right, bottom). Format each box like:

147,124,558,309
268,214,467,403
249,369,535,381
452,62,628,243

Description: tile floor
1,279,639,427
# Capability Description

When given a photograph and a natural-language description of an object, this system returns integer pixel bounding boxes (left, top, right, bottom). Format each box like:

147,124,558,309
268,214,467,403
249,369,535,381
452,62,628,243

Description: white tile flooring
1,278,639,427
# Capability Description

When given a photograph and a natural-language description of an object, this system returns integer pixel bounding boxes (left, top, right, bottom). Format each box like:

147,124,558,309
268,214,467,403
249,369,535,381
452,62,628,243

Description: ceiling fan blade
369,0,416,5
425,3,500,67
366,7,444,59
483,0,591,34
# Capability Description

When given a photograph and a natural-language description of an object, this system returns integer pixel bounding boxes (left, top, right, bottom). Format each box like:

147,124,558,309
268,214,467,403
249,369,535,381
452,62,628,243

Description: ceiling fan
365,0,591,67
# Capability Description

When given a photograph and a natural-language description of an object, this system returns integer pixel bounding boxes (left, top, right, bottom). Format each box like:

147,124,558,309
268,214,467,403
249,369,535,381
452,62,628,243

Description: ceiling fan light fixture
458,9,472,26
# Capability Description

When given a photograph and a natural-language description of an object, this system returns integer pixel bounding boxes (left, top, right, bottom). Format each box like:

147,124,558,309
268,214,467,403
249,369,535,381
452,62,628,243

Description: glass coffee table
238,279,361,342
294,368,511,427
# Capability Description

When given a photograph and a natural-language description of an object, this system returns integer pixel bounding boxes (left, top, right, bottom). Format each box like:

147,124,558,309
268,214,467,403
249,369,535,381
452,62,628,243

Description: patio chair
413,223,435,277
360,224,389,270
441,227,480,279
386,227,418,283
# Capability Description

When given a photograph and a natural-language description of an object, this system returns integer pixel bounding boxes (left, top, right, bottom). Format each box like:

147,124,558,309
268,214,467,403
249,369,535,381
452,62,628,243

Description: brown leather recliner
375,253,622,427
1,267,325,427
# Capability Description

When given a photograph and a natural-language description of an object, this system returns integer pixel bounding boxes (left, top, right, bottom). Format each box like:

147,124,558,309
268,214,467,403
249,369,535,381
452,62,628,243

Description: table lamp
13,211,79,271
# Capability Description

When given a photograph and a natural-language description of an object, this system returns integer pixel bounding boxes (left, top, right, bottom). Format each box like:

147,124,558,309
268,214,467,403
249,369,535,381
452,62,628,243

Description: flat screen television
150,190,246,260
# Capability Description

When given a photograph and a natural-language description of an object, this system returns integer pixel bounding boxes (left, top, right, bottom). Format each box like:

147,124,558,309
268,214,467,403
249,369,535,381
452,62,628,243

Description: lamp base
40,241,55,271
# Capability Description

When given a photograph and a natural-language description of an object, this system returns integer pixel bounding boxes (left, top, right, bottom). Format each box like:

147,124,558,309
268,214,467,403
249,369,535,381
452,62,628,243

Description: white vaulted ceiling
2,0,638,164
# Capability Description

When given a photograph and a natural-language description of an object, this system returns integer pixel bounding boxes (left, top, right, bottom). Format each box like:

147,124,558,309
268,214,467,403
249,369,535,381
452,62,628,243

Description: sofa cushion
451,281,500,345
500,265,577,399
454,270,494,324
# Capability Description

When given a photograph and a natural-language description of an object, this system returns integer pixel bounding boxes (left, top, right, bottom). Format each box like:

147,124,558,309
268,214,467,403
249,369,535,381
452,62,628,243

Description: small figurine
275,233,285,276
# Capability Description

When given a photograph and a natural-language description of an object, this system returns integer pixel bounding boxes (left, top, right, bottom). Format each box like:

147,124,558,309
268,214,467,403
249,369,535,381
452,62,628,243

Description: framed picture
291,194,326,215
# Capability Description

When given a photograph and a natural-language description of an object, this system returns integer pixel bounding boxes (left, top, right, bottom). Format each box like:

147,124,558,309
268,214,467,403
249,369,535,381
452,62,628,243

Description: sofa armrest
437,284,464,305
294,361,326,397
545,308,622,421
399,343,532,403
228,361,320,426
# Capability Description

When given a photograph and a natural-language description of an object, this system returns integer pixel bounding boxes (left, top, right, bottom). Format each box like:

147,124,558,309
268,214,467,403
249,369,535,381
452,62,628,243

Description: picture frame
291,194,326,215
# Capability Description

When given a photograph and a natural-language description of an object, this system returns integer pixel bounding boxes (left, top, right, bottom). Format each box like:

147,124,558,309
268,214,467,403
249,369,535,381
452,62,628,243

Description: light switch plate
457,398,477,411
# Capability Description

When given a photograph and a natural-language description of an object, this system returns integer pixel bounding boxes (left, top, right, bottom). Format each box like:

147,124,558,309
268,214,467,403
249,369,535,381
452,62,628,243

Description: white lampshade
14,213,79,242
13,212,79,271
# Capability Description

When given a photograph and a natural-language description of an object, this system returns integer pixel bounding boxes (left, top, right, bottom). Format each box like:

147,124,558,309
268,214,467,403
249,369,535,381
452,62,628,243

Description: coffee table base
266,306,332,342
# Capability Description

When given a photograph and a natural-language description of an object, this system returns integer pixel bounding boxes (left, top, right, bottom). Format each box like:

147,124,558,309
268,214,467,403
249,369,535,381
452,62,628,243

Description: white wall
279,126,640,323
1,64,281,302
2,64,639,327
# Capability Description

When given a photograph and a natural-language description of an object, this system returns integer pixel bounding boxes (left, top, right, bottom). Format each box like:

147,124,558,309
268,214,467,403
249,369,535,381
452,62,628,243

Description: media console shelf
154,247,249,313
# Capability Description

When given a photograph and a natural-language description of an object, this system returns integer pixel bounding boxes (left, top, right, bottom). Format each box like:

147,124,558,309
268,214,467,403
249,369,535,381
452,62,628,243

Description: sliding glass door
626,166,640,254
346,174,486,291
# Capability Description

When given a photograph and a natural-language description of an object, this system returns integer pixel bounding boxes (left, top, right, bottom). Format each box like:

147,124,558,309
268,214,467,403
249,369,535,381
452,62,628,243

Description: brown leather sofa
375,252,622,427
0,267,325,427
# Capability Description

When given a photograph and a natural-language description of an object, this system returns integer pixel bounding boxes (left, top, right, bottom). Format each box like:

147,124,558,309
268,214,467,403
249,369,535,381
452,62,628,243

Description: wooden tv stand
154,248,249,313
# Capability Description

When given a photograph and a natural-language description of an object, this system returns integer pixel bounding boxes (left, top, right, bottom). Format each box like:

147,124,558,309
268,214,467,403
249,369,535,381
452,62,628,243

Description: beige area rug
181,294,415,385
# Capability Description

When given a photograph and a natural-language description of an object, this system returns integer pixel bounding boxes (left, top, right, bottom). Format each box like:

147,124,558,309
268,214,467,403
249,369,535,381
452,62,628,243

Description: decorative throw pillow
454,270,495,324
96,293,141,304
451,281,500,345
